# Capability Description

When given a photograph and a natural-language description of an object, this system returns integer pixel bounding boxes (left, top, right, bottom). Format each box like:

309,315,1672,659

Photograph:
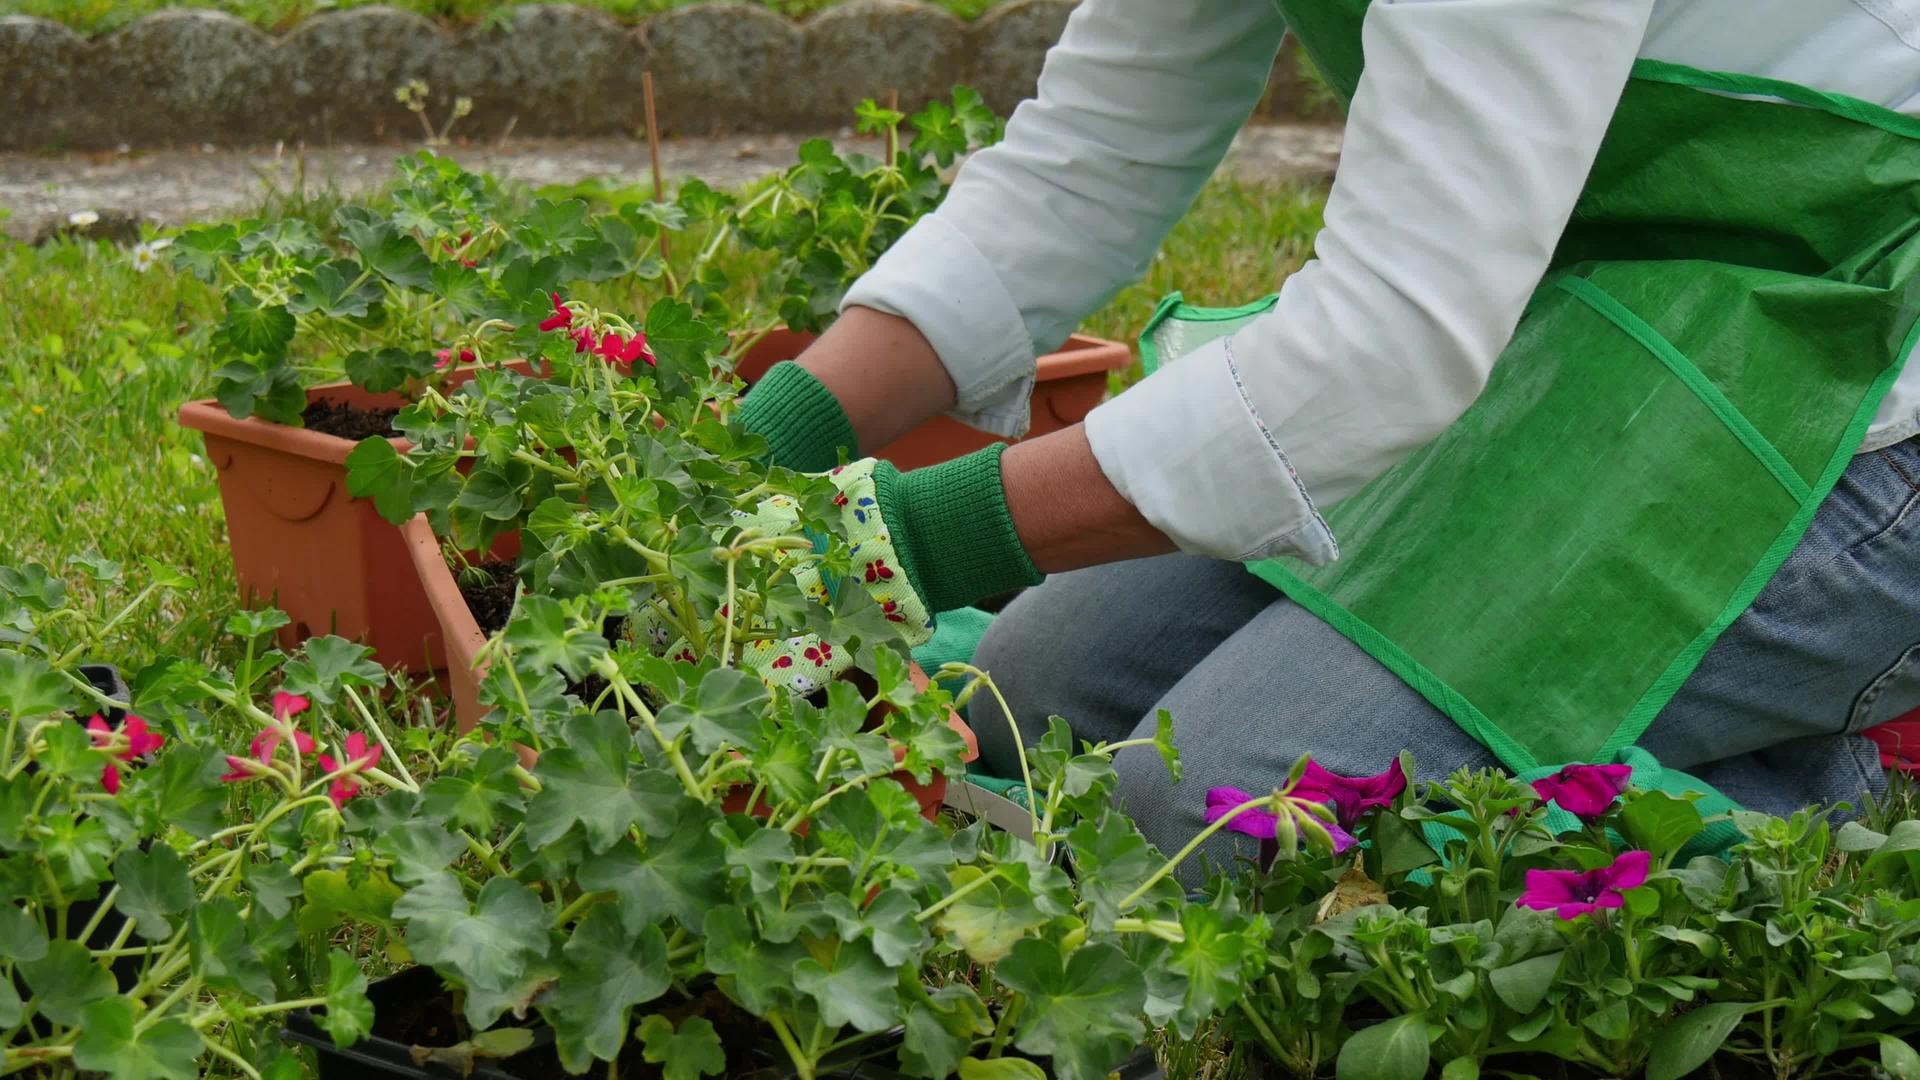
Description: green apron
1143,2,1920,789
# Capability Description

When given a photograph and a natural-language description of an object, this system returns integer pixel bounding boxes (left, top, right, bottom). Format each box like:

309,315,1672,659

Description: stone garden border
0,0,1336,151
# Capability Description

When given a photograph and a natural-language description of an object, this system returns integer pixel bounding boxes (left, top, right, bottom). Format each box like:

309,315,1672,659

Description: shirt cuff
1084,334,1339,565
840,217,1038,439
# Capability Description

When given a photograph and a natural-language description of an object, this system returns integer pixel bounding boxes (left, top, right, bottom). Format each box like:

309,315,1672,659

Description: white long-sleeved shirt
843,0,1920,562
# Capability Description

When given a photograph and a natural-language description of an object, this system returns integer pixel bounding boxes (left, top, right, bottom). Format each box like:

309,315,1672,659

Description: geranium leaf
344,437,415,525
503,595,607,682
0,903,49,962
344,347,436,395
372,821,468,886
73,997,202,1080
290,259,381,318
578,823,727,934
637,1015,728,1080
655,667,769,756
0,650,74,719
996,940,1147,1080
702,906,802,1014
718,819,794,893
190,897,276,1001
220,288,295,357
136,744,228,839
1165,904,1263,1037
543,907,669,1071
114,843,193,941
392,874,551,1028
319,949,375,1048
936,865,1053,965
169,224,239,282
527,712,693,851
957,1060,1047,1080
1069,812,1174,930
1151,708,1182,783
421,746,528,833
280,635,387,705
1646,1002,1748,1080
299,867,403,934
863,886,931,967
20,939,115,1025
903,984,992,1080
42,813,114,892
793,938,902,1033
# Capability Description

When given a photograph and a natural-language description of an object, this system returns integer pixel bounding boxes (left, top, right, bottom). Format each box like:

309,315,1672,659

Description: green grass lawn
0,170,1325,677
0,0,1006,36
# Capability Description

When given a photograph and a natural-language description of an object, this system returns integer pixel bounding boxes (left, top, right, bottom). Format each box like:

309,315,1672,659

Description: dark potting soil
458,562,626,703
305,399,401,440
365,977,880,1079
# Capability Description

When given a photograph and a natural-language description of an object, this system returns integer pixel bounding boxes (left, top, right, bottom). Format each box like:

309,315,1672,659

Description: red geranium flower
595,331,656,368
317,733,383,810
434,347,477,370
569,325,598,354
538,292,574,333
87,715,164,796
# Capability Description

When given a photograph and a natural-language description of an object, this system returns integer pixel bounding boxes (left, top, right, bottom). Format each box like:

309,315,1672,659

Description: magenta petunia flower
1206,786,1356,854
1516,849,1651,920
1531,763,1632,822
1293,758,1407,830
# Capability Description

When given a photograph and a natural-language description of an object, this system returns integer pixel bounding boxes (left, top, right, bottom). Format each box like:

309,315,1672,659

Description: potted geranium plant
280,615,1292,1079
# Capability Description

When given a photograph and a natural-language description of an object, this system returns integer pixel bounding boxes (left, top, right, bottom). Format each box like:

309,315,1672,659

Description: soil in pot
303,399,401,440
456,561,626,704
289,967,905,1079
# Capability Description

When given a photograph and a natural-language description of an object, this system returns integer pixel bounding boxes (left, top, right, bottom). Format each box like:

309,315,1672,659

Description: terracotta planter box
402,515,977,822
180,333,1130,673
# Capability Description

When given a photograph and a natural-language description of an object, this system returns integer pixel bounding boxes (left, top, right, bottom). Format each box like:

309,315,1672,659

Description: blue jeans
972,436,1920,865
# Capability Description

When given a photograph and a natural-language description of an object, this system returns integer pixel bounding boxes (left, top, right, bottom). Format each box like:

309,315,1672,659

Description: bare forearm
796,306,956,453
1001,425,1174,573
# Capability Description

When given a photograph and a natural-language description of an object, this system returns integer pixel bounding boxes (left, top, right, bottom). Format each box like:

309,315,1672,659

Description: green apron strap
1138,293,1281,377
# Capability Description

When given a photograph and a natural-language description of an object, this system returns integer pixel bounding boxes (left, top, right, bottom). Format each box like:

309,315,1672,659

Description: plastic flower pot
734,329,1134,472
181,333,1128,674
400,516,976,822
285,967,1164,1080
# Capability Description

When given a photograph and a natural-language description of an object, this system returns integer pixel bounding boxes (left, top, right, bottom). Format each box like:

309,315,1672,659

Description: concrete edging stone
0,0,1333,151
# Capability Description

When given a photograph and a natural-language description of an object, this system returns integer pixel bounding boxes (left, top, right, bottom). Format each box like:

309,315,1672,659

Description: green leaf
719,821,795,894
421,755,528,834
1374,809,1442,877
1834,820,1888,852
393,875,551,1028
904,984,993,1080
0,562,68,611
372,821,467,886
1336,1015,1431,1080
346,219,432,288
702,906,803,1014
139,744,229,839
1621,791,1705,859
0,650,75,718
578,824,727,934
504,595,608,682
997,940,1147,1080
20,939,115,1025
221,288,296,357
637,1014,728,1080
957,1060,1047,1080
1151,708,1182,782
1646,1002,1748,1080
66,551,121,582
42,813,114,891
73,996,202,1080
655,667,770,755
861,886,931,967
224,606,292,640
190,898,275,1000
1166,904,1262,1036
432,262,491,318
299,867,403,934
280,635,388,705
114,844,193,941
319,948,375,1048
1440,1057,1481,1080
1879,1036,1920,1080
169,224,239,282
1069,811,1174,930
344,347,436,395
290,259,382,318
0,973,21,1028
1489,952,1563,1014
528,713,692,852
644,296,723,369
0,903,50,962
1868,820,1920,867
543,907,670,1071
794,938,903,1033
936,865,1055,965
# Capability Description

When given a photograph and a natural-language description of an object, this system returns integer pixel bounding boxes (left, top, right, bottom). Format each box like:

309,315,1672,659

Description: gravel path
0,124,1341,242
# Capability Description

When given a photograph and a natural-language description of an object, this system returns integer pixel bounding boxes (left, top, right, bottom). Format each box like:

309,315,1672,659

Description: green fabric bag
1142,4,1920,801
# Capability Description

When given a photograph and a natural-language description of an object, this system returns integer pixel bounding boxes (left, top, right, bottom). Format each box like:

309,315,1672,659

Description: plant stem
1118,795,1281,910
914,868,1004,924
343,686,418,792
952,666,1039,840
767,1012,815,1080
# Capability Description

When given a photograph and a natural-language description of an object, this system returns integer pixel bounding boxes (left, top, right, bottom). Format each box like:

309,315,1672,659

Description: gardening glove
736,361,860,473
633,448,1044,695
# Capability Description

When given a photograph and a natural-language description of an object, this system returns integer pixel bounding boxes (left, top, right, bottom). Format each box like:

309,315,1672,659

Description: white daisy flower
67,210,99,227
129,238,171,273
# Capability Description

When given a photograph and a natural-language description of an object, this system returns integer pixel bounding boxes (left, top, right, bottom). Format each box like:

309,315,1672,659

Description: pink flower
595,332,656,368
220,696,318,783
1293,758,1407,830
1205,786,1356,854
87,715,164,796
271,691,309,721
318,733,383,810
569,325,598,355
538,292,573,333
433,348,476,370
1517,850,1651,920
1531,764,1632,822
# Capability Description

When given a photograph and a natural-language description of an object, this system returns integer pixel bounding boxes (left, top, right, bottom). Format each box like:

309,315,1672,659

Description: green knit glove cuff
737,361,858,473
872,444,1044,615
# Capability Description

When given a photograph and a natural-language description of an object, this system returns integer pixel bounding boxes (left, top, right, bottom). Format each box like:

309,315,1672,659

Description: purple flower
1516,850,1652,920
1531,764,1632,822
1206,786,1356,854
1293,759,1408,830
